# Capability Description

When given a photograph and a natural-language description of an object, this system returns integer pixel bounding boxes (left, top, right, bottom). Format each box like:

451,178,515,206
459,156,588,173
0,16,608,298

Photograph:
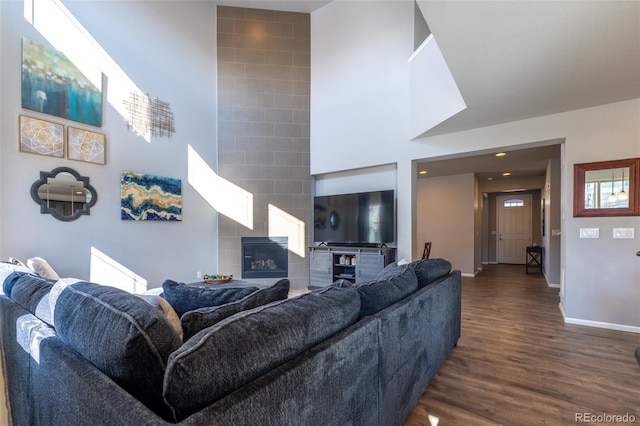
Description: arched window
503,198,524,208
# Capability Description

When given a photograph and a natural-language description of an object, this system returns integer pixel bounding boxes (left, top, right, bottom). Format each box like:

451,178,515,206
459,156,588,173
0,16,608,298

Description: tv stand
324,242,386,248
308,245,396,287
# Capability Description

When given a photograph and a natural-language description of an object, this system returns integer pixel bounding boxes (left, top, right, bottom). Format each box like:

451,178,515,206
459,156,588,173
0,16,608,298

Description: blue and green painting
21,37,102,127
121,171,182,221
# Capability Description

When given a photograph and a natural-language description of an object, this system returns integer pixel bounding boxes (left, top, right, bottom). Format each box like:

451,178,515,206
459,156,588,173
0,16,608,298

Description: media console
308,245,396,287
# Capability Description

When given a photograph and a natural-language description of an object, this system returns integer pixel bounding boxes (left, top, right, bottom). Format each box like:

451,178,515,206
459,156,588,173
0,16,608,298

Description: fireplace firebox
241,237,288,279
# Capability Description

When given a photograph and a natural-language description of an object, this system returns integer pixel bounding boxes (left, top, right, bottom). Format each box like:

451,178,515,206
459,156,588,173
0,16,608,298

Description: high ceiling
217,1,639,182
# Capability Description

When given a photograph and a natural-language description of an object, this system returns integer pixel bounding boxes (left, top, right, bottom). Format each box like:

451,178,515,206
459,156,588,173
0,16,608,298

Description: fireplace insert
241,237,288,279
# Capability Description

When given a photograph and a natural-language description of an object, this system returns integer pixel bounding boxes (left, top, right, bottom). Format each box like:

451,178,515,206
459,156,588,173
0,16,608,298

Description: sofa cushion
407,258,452,288
356,267,418,317
161,279,260,317
163,282,361,421
180,278,290,340
50,279,182,418
2,271,55,325
376,258,452,289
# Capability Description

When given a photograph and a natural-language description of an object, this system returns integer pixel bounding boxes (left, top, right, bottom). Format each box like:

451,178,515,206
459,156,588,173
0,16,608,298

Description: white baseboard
559,303,640,334
547,283,560,288
461,272,477,277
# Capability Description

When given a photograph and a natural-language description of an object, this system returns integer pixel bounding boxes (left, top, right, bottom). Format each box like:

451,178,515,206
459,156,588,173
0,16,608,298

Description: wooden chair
421,242,432,259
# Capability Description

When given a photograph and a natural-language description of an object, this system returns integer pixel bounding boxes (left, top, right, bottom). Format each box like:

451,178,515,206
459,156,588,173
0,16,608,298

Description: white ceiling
417,0,640,137
216,1,639,182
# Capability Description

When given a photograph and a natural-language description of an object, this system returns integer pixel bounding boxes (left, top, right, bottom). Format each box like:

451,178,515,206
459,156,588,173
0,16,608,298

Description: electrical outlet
613,228,634,239
579,228,599,239
197,270,202,279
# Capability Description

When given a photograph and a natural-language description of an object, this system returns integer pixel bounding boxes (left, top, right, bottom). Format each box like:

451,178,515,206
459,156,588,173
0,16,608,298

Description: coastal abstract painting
120,171,182,221
22,37,102,127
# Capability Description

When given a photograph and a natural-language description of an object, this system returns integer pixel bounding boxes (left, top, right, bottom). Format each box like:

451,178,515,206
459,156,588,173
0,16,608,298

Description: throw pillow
161,279,260,317
27,257,61,281
50,279,181,419
180,278,290,340
163,282,360,421
356,267,418,317
136,294,184,340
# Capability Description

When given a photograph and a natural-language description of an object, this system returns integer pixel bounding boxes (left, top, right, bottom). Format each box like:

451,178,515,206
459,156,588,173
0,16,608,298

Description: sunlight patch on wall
268,204,305,258
187,145,253,230
90,247,147,293
408,34,466,139
25,0,150,141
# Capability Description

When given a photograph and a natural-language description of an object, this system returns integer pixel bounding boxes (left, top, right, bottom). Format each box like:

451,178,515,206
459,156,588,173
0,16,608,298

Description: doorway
497,194,532,264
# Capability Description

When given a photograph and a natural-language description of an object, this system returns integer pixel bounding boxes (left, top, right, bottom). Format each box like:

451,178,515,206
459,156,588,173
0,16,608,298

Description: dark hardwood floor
405,264,640,425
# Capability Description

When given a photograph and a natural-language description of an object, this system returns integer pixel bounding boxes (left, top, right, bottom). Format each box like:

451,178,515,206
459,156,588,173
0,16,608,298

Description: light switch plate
580,228,599,238
613,228,634,239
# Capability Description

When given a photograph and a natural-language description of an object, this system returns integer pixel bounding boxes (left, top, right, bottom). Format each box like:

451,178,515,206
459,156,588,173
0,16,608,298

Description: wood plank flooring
405,264,640,426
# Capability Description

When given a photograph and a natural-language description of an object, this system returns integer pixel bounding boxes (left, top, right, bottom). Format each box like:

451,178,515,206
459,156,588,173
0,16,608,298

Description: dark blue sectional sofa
0,258,461,425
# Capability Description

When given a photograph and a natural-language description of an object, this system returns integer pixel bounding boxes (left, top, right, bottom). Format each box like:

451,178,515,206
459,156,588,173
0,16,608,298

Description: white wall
416,173,475,274
311,1,640,330
0,1,218,289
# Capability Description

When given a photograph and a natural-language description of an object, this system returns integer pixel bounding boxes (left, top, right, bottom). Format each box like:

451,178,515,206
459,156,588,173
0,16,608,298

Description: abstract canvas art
21,37,102,127
120,171,182,221
67,127,106,164
19,115,64,158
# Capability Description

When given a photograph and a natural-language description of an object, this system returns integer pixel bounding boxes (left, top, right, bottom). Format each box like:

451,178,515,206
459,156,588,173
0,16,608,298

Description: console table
525,246,543,274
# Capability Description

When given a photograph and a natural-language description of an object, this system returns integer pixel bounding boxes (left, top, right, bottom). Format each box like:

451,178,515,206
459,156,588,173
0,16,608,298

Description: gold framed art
67,126,106,165
19,115,64,158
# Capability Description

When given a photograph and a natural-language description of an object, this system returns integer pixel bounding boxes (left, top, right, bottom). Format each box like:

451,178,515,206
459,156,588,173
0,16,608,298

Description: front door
497,194,532,264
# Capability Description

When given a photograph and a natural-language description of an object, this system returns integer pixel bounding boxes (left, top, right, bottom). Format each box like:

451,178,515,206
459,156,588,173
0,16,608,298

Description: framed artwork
19,115,64,158
67,127,106,165
120,171,182,221
21,37,103,127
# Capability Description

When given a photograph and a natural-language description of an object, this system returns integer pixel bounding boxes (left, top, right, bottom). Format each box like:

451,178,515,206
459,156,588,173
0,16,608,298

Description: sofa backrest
163,282,361,421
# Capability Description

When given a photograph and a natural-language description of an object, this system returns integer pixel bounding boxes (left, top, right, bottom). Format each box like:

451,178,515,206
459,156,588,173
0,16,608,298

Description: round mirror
31,167,98,221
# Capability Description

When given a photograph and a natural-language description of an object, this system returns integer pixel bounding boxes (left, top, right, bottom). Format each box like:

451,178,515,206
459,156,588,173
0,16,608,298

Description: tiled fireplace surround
217,6,311,289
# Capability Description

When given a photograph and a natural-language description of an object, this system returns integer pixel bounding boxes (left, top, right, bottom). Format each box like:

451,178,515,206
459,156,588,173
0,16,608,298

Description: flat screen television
313,189,395,246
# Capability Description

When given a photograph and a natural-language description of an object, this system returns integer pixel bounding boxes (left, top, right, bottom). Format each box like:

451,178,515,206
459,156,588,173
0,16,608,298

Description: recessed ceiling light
502,172,511,176
487,177,493,181
495,152,506,157
419,170,427,175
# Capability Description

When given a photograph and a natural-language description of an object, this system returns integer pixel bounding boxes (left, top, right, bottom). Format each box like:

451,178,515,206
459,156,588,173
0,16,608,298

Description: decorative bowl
203,274,233,284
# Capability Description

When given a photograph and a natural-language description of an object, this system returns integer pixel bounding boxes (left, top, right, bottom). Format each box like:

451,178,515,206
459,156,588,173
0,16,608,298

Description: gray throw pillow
163,282,360,421
181,279,290,340
50,279,181,419
356,267,418,317
161,279,260,317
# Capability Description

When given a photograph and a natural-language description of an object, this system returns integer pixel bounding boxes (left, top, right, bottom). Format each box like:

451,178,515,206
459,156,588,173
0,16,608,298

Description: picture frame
67,126,106,165
19,115,64,158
